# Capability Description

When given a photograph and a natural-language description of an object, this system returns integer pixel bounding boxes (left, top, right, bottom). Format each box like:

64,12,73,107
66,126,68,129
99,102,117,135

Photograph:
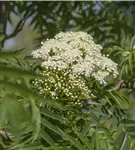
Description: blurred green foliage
7,1,135,46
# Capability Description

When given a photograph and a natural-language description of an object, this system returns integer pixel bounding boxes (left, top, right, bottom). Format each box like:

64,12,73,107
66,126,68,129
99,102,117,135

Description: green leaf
19,142,44,150
120,61,127,77
0,48,24,58
40,108,67,123
107,92,121,106
119,133,130,150
57,127,86,150
91,132,96,149
41,118,61,135
129,53,133,73
30,100,41,141
44,146,71,150
73,127,94,150
0,66,45,80
40,129,55,146
11,136,33,149
103,140,108,150
95,131,101,150
81,122,91,136
113,92,129,104
0,95,31,139
121,119,135,127
130,35,135,49
0,81,62,109
129,139,135,150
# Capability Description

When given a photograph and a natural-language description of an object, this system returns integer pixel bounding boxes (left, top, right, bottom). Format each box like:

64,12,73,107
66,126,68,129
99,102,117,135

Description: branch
1,19,25,47
0,4,35,47
1,11,30,47
2,19,26,43
0,129,12,142
109,80,135,92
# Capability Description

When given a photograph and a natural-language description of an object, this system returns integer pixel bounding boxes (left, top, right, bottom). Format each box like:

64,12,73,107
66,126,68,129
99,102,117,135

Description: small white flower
51,91,56,96
32,31,118,101
32,31,118,84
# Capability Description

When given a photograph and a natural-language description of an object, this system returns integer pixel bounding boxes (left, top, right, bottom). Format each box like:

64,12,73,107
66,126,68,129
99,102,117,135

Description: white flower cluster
32,31,118,84
33,69,92,101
